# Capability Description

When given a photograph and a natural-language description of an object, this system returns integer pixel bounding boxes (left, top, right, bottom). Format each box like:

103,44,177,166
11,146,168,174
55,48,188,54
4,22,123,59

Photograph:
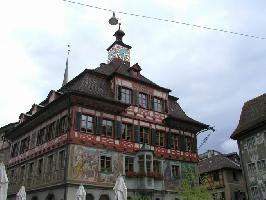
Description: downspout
64,94,72,200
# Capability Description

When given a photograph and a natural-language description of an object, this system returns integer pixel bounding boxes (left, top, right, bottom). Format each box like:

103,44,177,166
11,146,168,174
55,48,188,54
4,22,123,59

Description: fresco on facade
163,160,196,191
70,145,123,184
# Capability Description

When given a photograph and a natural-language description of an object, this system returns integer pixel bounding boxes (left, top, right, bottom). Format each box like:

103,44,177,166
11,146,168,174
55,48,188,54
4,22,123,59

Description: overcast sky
0,0,265,154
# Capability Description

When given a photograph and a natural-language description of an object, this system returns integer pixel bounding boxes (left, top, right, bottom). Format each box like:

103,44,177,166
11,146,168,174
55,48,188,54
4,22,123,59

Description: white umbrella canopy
16,186,26,200
0,162,8,200
76,185,86,200
113,175,127,200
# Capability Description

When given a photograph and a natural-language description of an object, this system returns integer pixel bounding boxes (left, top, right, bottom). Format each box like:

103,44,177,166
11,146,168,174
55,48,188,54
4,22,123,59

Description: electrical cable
62,0,266,40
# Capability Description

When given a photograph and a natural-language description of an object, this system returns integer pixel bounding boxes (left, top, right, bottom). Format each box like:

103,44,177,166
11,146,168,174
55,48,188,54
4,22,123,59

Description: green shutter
115,121,122,139
164,100,168,113
151,129,157,145
132,90,139,106
75,112,82,131
95,116,103,135
118,86,122,100
167,132,173,149
134,125,140,142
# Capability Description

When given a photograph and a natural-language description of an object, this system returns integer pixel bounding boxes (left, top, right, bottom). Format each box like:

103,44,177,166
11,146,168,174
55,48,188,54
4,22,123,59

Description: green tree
177,168,211,200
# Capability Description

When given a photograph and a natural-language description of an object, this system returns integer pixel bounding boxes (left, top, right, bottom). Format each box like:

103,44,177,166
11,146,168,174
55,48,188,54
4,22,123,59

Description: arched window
86,193,94,200
99,194,110,200
46,194,55,200
31,196,38,200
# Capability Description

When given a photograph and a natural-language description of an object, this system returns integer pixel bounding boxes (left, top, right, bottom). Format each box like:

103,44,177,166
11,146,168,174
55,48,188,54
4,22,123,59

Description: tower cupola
107,24,132,64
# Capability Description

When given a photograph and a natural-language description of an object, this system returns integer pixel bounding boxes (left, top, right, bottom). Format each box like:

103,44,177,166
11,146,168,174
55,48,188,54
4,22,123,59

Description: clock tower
107,26,132,64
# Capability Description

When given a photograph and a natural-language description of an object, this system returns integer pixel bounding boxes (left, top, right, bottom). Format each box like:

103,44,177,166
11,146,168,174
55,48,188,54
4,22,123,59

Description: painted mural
69,144,123,185
163,160,196,191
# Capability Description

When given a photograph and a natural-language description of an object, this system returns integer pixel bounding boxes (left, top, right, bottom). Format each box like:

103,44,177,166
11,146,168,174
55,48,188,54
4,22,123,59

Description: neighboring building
231,93,266,200
0,122,18,165
199,150,246,200
3,27,209,200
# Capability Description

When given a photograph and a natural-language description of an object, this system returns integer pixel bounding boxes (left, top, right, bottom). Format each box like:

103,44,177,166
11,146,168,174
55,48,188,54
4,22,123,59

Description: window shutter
134,125,140,142
132,90,139,106
167,132,173,149
115,121,122,139
164,100,168,113
151,97,154,110
118,86,122,100
95,116,103,135
151,129,157,145
75,112,82,131
179,135,185,151
193,138,197,153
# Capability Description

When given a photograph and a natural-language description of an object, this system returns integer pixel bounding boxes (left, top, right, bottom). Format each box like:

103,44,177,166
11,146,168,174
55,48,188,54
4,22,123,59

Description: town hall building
3,27,209,200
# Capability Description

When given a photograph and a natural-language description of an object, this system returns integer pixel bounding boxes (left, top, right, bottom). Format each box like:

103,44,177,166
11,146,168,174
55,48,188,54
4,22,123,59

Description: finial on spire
62,45,70,87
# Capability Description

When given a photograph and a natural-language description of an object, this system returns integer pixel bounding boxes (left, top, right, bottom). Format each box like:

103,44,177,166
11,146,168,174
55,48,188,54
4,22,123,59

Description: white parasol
76,185,86,200
0,162,8,200
16,186,26,200
113,175,127,200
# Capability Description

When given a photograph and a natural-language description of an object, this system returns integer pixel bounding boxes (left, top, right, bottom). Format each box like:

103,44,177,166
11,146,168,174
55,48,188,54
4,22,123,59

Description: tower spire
62,45,70,87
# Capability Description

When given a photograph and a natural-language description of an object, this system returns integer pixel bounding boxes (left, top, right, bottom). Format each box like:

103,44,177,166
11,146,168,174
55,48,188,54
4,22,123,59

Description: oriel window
81,114,93,133
101,119,113,137
121,123,133,141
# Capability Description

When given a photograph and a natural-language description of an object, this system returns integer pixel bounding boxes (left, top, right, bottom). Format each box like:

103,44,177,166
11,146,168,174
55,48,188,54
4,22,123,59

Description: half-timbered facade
4,28,208,200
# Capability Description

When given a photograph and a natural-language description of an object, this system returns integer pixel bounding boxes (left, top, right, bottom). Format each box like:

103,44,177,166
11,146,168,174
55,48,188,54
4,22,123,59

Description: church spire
62,45,70,87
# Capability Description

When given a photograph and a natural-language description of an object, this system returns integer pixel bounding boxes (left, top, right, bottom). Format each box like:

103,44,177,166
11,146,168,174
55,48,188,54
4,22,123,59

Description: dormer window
153,97,162,112
119,87,132,104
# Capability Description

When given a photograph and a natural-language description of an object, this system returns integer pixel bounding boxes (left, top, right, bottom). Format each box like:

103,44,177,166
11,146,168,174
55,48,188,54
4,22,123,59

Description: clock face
107,45,130,63
119,48,129,58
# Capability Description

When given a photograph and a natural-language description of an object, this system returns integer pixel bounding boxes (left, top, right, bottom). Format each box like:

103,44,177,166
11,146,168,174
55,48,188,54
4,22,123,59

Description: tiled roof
94,60,170,91
59,60,206,128
60,69,114,101
168,96,208,128
198,154,241,174
231,93,266,139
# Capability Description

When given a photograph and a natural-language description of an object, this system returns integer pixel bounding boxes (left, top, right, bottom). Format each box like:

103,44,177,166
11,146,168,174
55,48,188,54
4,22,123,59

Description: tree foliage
177,168,211,200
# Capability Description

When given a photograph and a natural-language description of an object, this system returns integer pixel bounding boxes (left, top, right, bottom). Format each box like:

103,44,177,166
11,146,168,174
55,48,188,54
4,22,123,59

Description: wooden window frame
140,126,150,144
153,97,162,112
120,87,132,104
156,130,165,147
125,156,134,173
171,165,180,179
101,119,114,137
80,114,94,133
121,123,133,141
100,155,112,173
138,93,148,108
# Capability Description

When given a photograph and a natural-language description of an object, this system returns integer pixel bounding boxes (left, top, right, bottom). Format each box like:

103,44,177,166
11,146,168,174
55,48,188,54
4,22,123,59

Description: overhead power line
62,0,266,40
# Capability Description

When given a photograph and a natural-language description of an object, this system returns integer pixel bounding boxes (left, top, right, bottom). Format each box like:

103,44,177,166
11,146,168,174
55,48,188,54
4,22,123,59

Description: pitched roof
93,59,171,92
167,96,209,128
198,154,241,174
231,93,266,139
60,69,114,101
